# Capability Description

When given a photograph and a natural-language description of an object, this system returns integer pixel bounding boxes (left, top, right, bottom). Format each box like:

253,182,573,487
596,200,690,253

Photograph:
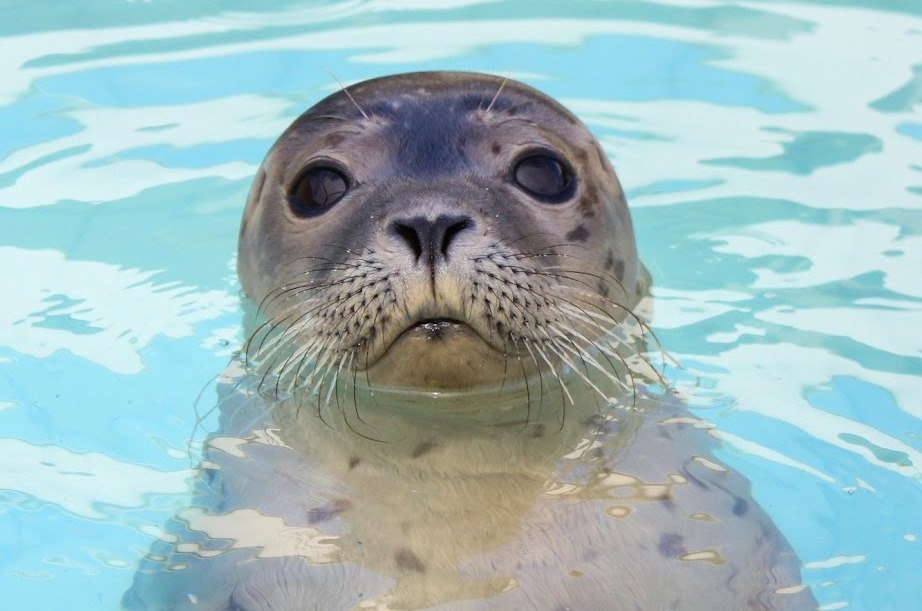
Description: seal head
238,71,645,393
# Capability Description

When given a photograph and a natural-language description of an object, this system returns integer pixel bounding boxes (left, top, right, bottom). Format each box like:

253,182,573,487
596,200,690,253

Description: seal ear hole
513,154,575,202
290,166,349,215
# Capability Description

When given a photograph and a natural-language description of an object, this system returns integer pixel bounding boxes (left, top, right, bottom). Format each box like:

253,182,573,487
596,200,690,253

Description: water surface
1,1,920,609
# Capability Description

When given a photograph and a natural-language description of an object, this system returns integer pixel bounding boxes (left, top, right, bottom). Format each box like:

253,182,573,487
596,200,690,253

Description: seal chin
364,318,518,390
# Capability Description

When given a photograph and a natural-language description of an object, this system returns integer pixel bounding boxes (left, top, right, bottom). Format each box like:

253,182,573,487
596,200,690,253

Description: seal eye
291,166,348,214
513,154,574,202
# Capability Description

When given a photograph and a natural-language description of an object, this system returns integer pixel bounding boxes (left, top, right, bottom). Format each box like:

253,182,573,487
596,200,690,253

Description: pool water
1,1,919,609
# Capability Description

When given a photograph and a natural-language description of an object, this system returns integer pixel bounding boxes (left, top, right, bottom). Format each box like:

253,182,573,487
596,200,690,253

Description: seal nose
390,214,474,265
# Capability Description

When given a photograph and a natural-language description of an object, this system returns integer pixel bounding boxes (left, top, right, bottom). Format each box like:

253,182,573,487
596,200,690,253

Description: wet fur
125,377,814,610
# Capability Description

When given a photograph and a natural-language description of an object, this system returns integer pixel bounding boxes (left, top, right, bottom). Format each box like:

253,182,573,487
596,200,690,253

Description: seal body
124,72,815,610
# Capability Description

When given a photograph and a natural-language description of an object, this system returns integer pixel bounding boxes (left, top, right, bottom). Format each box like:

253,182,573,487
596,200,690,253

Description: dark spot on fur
579,185,598,218
604,249,615,271
491,142,501,154
395,548,426,573
308,499,353,524
658,533,686,558
732,496,749,516
411,440,437,458
614,260,625,282
530,423,546,438
597,279,610,298
585,413,617,434
348,456,360,470
565,224,589,242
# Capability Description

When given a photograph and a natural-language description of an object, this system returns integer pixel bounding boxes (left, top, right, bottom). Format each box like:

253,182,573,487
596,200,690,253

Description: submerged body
125,72,815,609
126,375,813,610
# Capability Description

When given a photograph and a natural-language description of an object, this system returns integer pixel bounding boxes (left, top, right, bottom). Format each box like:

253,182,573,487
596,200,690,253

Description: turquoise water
1,1,920,609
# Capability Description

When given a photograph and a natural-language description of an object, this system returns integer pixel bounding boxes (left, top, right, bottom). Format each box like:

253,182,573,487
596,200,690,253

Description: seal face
238,71,645,393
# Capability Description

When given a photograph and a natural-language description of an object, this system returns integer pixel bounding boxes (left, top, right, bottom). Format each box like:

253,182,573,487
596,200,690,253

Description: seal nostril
441,218,472,260
393,222,424,262
390,215,474,265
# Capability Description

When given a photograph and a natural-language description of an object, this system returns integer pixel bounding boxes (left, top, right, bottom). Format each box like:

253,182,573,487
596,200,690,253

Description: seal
124,72,816,610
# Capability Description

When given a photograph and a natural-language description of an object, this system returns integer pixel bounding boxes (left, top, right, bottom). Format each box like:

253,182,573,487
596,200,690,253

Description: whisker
328,71,369,120
484,74,509,113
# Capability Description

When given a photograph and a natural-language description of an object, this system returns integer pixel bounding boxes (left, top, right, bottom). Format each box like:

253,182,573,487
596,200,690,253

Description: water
1,1,919,609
